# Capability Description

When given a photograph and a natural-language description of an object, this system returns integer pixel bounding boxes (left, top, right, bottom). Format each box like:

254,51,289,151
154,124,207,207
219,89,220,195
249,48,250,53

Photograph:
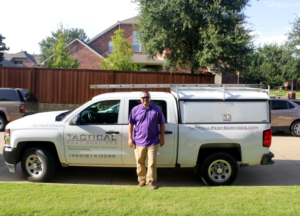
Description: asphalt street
0,132,299,186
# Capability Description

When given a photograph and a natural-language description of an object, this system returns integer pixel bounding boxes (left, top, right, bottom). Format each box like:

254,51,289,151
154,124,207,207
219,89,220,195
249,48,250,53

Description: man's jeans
134,144,159,184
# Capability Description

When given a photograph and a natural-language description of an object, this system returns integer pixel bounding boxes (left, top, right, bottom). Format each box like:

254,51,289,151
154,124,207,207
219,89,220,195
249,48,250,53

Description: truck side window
0,90,19,101
129,100,167,123
272,100,288,110
80,100,120,124
288,102,295,109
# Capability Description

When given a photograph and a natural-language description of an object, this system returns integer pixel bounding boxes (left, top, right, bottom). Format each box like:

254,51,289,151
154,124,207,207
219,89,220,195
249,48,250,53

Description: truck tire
200,152,238,186
291,121,300,137
21,148,56,182
0,115,7,131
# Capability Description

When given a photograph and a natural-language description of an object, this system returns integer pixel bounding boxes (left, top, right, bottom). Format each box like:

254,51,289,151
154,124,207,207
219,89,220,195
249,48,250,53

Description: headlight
5,129,10,145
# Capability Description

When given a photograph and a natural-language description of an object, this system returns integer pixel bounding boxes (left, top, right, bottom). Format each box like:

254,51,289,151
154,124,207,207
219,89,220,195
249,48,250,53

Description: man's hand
159,138,165,147
128,138,135,148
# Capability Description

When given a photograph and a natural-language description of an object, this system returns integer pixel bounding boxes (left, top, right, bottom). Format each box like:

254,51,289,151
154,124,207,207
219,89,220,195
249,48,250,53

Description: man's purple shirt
129,103,165,147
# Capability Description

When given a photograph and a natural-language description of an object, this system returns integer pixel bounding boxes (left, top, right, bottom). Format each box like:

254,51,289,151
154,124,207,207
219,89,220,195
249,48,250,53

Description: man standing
128,91,165,189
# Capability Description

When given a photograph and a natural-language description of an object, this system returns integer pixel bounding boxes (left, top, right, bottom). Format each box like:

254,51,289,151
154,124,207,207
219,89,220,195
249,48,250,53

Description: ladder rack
90,84,270,100
90,84,265,89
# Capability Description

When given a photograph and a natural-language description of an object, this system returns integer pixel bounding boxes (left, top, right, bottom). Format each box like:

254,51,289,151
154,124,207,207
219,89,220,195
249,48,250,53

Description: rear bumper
8,113,24,121
261,151,275,165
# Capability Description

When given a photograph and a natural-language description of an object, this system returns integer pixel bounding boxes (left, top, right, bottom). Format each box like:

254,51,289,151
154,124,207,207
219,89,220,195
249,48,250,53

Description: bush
280,86,286,90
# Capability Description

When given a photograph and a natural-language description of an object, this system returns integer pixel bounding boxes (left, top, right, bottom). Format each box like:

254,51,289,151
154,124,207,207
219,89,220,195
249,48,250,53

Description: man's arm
159,123,165,147
128,123,135,148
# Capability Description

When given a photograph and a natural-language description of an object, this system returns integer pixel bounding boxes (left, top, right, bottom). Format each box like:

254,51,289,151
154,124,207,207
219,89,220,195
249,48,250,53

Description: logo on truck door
66,134,118,151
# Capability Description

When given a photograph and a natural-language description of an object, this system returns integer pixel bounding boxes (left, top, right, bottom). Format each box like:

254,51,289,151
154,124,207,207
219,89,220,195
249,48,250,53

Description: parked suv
0,88,39,131
271,99,300,137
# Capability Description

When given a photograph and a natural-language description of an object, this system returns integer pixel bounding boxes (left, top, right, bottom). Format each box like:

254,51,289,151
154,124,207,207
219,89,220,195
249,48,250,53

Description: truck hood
6,110,68,129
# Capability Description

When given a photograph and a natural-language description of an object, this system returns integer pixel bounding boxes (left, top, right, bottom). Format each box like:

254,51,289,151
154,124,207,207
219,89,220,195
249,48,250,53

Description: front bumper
3,147,17,173
261,151,275,165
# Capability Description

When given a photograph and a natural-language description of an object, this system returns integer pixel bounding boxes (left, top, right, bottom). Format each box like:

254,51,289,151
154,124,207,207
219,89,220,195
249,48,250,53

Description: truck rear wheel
200,152,238,186
21,148,56,182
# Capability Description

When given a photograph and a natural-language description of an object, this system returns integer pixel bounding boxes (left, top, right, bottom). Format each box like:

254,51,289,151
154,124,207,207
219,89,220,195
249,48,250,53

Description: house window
133,31,144,52
109,41,113,52
14,61,23,67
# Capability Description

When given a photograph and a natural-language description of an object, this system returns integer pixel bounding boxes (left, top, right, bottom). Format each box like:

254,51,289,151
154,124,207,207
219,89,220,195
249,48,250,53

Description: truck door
121,98,176,165
64,100,123,165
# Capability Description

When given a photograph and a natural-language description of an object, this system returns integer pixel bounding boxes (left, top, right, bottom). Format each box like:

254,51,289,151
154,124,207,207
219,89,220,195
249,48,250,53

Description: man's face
140,92,151,107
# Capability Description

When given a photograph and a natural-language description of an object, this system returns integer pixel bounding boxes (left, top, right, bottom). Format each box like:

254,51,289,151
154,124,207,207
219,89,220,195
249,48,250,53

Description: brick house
42,17,165,71
41,16,241,84
3,51,40,67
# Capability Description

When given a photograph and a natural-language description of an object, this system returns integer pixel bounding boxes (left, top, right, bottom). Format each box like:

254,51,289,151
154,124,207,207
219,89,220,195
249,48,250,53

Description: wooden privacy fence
0,67,215,104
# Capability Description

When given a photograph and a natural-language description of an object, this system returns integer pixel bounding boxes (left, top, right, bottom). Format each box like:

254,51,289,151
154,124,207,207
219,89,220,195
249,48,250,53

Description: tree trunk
291,79,294,92
191,67,194,74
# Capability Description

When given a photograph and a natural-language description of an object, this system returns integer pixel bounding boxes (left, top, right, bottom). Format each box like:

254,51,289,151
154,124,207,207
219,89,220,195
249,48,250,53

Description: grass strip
1,183,300,215
270,91,300,98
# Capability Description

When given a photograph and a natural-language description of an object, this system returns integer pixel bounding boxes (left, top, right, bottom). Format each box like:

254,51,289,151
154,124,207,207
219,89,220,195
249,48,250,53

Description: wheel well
16,141,60,164
197,145,241,165
0,111,7,121
290,119,300,130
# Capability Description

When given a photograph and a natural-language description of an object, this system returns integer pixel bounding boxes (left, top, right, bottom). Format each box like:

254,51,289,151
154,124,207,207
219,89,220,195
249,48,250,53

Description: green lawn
1,183,300,215
270,90,300,99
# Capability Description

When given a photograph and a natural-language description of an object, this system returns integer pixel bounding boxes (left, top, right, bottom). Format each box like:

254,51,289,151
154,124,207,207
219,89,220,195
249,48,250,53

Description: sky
1,0,300,54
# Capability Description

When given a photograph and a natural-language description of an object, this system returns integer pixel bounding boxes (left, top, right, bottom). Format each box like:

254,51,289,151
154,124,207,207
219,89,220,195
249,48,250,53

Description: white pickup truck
3,84,274,186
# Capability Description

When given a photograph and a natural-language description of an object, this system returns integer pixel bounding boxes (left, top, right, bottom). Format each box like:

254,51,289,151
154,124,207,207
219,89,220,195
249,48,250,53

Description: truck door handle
106,131,120,134
159,131,173,134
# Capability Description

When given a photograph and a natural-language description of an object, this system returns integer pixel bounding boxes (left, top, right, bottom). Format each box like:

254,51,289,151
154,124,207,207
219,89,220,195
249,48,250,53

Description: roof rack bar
90,84,266,89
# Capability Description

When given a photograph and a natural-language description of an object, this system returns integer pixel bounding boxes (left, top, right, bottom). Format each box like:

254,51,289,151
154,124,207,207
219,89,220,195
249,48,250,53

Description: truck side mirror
70,115,81,125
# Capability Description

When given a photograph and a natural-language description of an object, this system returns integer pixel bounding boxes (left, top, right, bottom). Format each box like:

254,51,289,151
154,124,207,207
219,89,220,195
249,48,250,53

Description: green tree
46,29,80,69
101,29,144,71
133,0,253,73
284,16,300,91
39,26,89,62
242,44,287,87
0,34,9,66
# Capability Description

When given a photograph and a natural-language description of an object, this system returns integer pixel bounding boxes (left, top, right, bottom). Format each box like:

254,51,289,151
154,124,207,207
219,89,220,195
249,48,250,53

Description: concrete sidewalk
1,132,299,186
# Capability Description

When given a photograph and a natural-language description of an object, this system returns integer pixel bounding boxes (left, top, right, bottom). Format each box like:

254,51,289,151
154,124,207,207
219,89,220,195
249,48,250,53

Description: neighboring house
0,59,17,67
3,51,40,67
41,17,166,71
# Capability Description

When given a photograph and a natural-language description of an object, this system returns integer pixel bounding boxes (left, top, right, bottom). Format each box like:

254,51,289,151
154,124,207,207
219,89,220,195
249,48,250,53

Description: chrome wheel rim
26,154,44,177
208,159,232,183
294,123,300,135
0,119,2,129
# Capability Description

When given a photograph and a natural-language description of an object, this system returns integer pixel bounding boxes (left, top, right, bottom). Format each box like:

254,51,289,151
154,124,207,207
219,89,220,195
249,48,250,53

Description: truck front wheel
21,148,56,182
200,152,238,186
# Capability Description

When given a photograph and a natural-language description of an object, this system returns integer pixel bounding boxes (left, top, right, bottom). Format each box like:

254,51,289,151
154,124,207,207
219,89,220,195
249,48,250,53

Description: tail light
263,129,272,147
20,104,25,113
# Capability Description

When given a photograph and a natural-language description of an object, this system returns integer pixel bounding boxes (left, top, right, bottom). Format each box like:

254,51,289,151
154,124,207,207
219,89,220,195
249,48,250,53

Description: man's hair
141,90,151,97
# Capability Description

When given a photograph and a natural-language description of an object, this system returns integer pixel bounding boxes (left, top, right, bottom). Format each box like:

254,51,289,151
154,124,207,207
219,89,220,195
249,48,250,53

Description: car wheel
21,148,56,182
0,115,7,131
200,152,238,186
291,121,300,137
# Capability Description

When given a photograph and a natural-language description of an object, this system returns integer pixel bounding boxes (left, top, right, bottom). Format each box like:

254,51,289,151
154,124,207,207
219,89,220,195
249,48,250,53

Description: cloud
265,1,300,8
253,31,288,46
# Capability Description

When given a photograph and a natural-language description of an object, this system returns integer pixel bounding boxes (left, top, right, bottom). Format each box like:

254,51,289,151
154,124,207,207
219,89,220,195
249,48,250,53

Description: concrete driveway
1,132,299,186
